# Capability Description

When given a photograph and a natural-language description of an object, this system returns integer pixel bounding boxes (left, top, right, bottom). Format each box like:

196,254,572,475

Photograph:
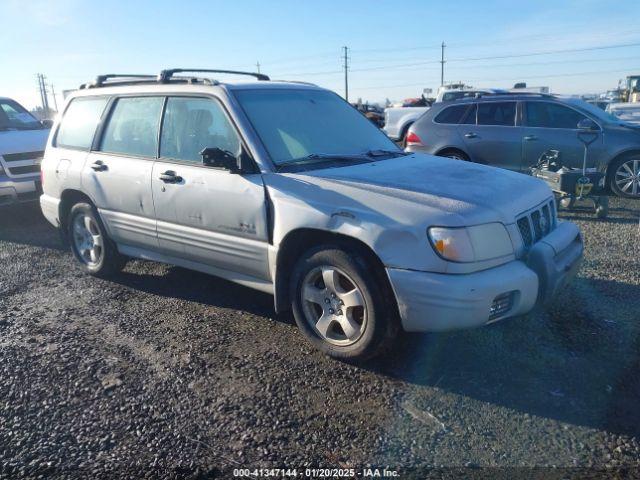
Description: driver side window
160,97,240,163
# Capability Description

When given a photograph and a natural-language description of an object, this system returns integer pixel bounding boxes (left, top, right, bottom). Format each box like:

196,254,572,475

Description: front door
151,96,270,281
82,96,164,249
458,101,524,171
521,101,597,170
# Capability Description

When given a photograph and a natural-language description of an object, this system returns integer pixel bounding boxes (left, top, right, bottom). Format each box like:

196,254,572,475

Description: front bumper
387,221,583,332
0,176,41,207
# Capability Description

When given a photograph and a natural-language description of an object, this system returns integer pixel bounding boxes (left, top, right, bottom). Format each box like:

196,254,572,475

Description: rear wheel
290,245,399,361
67,203,126,276
609,156,640,198
439,149,470,161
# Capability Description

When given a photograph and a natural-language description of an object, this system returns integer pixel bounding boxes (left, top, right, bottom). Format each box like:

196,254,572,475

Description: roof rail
158,68,270,82
475,91,554,98
80,74,156,89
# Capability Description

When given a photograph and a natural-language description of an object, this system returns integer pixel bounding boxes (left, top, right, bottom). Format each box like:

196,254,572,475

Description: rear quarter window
56,97,109,150
434,104,469,124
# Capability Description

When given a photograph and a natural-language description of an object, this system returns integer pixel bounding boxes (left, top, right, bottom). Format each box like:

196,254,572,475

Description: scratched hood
296,153,552,224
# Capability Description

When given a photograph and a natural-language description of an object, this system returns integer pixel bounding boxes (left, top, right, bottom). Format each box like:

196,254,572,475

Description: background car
0,97,51,207
606,102,640,126
405,93,640,198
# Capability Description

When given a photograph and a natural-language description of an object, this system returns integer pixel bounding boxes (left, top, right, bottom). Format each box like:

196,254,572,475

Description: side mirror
577,118,599,131
200,147,240,173
40,119,53,128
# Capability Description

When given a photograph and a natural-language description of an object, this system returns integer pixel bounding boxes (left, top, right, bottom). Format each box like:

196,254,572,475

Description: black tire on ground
608,155,640,198
289,245,399,361
67,202,126,277
439,149,470,161
595,196,609,219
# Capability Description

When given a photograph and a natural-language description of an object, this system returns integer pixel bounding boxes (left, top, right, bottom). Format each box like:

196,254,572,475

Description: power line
354,67,640,91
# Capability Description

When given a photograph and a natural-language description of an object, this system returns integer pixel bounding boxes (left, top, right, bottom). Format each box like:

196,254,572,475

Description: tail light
406,131,423,146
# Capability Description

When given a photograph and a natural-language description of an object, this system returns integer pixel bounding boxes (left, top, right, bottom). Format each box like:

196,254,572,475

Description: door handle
464,132,478,139
524,135,538,141
90,160,108,172
159,170,182,183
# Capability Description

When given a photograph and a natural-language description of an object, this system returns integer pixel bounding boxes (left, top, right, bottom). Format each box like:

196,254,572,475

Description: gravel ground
0,197,639,479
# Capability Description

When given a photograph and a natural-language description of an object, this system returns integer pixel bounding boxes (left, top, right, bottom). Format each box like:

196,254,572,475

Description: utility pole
36,74,46,113
255,61,261,74
440,41,446,86
37,73,50,117
342,46,349,102
49,84,59,112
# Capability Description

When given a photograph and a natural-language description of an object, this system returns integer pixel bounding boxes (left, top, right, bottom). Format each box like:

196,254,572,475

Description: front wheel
609,156,640,198
290,246,399,361
67,203,126,276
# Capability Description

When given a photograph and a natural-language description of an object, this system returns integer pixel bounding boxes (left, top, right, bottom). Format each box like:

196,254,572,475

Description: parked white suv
0,97,51,207
40,69,584,360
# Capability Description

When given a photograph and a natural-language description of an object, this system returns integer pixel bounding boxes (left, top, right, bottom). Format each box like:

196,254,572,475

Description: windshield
567,98,621,124
0,99,44,131
234,88,399,167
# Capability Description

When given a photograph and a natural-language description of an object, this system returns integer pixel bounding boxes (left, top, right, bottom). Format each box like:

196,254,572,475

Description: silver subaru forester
40,69,583,360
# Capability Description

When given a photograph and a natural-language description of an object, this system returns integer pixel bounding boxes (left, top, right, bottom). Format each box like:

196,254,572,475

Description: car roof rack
79,74,157,89
158,68,270,82
80,68,271,89
474,91,555,99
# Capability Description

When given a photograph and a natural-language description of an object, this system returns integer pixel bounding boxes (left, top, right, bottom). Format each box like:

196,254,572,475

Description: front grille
489,291,514,321
1,151,43,177
7,164,40,175
517,198,556,248
2,151,44,162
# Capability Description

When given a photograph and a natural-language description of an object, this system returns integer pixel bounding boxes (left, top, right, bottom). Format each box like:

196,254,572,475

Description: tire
559,196,575,210
609,156,640,198
290,245,399,361
439,149,470,161
67,202,126,276
595,196,609,219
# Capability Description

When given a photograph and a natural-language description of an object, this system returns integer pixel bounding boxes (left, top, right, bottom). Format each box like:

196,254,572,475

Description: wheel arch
605,148,640,178
435,146,472,161
58,189,96,241
273,228,394,315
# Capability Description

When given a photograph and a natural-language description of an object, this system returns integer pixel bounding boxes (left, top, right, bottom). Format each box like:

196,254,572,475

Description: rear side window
434,105,469,124
160,97,240,163
525,102,587,129
100,97,164,157
56,97,109,149
460,104,477,124
477,102,516,126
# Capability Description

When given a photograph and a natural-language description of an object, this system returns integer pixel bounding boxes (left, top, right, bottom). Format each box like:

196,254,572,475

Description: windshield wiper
364,149,409,158
276,153,370,170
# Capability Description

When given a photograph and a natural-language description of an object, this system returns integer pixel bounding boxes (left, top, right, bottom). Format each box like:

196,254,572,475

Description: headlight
428,223,513,262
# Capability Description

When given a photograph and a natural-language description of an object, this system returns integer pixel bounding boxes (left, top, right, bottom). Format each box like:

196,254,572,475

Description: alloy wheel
300,266,367,346
72,213,104,267
615,159,640,197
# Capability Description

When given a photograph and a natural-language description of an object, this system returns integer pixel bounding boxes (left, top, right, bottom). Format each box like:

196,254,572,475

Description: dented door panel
151,161,270,280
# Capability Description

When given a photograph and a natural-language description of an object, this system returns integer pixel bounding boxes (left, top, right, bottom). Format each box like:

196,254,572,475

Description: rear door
82,96,164,249
151,96,270,281
458,101,524,171
521,101,595,170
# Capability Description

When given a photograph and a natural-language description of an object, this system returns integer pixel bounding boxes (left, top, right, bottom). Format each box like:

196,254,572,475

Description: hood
293,153,552,225
0,129,50,156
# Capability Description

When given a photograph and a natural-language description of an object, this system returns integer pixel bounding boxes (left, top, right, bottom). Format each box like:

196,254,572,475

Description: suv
405,93,640,198
40,69,583,360
0,97,51,206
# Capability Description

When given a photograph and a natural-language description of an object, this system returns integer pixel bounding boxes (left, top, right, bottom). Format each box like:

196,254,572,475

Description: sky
1,0,640,110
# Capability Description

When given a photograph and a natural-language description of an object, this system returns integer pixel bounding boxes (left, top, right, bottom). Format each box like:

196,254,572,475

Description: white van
0,97,51,207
